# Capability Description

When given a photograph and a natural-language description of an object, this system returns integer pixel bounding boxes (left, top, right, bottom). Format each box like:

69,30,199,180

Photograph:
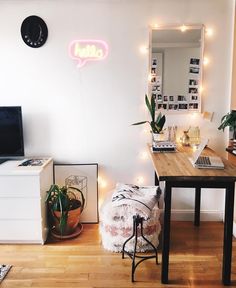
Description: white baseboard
160,209,223,222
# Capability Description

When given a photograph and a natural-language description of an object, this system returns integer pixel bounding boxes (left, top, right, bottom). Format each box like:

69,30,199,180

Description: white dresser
0,158,53,244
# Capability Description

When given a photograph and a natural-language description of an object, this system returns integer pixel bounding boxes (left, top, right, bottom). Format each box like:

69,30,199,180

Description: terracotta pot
52,206,82,236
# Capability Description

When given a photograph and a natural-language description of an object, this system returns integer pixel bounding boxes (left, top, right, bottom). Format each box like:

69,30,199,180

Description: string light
206,28,213,37
153,23,159,28
180,25,187,32
203,57,209,66
98,176,107,188
136,176,144,185
140,151,148,160
140,45,148,54
199,85,204,93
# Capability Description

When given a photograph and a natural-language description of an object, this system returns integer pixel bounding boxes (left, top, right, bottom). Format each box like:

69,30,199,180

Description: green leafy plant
132,94,166,133
46,184,85,235
218,110,236,139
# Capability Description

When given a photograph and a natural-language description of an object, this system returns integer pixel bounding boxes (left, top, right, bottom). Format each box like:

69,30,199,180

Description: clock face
21,15,48,48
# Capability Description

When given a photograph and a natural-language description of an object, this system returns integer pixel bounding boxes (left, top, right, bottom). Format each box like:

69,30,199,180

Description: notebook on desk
189,139,224,169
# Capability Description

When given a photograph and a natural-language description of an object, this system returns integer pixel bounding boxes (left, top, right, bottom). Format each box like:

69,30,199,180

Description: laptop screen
192,139,209,164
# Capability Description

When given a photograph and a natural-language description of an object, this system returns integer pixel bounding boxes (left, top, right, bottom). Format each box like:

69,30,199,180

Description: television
0,106,24,163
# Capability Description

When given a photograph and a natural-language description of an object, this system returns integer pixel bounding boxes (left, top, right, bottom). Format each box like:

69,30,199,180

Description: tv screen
0,106,24,158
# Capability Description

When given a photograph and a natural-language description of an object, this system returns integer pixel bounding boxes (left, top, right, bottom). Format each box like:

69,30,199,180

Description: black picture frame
53,163,98,223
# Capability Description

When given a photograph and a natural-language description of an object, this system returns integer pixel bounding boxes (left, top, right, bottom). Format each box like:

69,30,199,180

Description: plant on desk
132,94,166,142
46,184,85,238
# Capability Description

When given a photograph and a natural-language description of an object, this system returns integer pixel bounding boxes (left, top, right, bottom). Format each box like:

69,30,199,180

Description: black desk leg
222,182,235,286
161,181,172,284
194,187,201,226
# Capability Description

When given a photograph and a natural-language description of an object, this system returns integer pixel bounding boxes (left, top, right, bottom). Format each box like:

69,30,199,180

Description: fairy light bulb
203,57,209,66
153,23,159,28
199,85,204,93
180,25,187,32
140,45,148,54
98,176,107,188
206,28,213,37
137,176,144,185
101,180,107,188
140,151,148,160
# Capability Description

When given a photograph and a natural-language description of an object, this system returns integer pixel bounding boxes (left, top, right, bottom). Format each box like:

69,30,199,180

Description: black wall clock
21,15,48,48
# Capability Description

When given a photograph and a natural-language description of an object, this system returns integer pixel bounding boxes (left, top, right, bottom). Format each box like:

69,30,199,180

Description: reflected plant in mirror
150,25,204,113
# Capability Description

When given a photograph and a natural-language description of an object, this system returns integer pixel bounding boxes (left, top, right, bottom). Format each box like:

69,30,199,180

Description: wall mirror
149,25,204,113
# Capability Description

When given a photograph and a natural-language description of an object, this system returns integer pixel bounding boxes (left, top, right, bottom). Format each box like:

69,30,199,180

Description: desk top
148,144,236,182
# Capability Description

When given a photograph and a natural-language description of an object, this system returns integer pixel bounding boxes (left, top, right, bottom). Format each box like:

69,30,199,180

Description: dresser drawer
0,175,40,197
0,198,41,219
0,219,43,242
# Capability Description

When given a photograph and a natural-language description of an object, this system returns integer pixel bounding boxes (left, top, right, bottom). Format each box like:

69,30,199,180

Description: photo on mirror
177,95,187,102
151,67,156,74
152,58,157,67
163,95,168,102
178,103,188,110
189,87,198,94
168,104,178,110
189,103,199,110
189,79,199,86
189,66,199,74
191,95,198,101
152,85,158,92
151,76,156,83
169,95,175,102
190,58,200,65
157,94,163,102
158,103,167,110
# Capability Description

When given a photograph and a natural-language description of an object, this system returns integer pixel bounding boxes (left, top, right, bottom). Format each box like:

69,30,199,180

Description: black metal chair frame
122,214,158,282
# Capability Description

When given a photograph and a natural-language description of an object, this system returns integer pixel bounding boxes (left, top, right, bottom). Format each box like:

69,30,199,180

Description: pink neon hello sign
69,39,109,68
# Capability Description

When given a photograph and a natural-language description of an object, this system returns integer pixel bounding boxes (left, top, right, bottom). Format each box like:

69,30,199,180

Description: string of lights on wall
98,24,214,190
135,24,214,185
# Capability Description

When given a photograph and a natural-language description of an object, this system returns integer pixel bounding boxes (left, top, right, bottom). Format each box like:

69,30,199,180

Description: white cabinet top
0,158,53,176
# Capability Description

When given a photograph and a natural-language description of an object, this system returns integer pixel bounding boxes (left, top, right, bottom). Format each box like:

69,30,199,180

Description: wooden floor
1,222,236,288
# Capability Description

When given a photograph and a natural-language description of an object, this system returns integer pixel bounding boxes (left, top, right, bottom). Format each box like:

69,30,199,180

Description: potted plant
218,110,236,144
132,94,166,141
46,184,85,238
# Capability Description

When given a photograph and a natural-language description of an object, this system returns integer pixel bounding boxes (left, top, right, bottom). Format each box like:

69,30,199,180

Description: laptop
189,139,224,169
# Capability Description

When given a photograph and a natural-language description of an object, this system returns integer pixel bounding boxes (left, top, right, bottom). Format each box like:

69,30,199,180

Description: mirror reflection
150,26,204,112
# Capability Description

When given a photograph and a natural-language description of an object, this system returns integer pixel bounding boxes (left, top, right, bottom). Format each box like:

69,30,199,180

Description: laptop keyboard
196,156,211,166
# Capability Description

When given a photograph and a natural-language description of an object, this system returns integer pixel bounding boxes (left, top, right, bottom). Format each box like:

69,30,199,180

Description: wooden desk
148,144,236,285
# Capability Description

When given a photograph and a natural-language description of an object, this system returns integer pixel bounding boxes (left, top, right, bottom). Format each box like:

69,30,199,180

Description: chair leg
122,214,158,282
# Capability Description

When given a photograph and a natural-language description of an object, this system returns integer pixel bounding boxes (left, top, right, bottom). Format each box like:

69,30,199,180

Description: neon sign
69,39,109,68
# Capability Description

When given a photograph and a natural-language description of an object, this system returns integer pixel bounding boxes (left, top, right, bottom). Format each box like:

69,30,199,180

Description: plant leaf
145,94,154,122
132,121,149,126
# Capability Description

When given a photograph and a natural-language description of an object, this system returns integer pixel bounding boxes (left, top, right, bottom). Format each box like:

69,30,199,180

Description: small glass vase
181,130,190,146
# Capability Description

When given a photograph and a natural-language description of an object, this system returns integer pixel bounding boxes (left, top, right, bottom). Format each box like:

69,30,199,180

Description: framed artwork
53,163,98,223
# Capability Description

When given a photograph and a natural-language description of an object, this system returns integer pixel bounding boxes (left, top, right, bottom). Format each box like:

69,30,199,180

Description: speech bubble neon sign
69,39,109,68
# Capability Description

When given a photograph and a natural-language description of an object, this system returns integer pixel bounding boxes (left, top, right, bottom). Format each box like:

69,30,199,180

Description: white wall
0,0,235,219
